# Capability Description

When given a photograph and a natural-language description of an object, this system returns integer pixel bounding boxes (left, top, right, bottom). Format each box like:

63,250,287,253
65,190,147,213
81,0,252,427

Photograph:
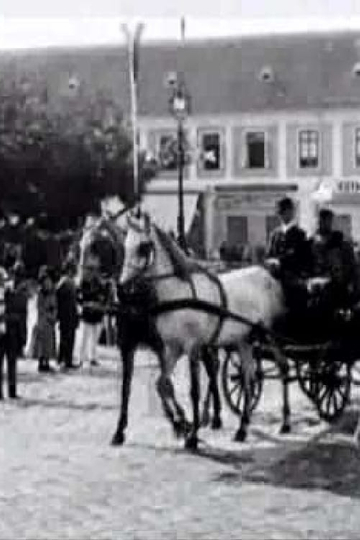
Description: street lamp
169,81,190,253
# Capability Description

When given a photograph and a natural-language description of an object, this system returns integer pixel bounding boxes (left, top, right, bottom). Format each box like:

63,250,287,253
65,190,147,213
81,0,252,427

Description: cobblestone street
1,347,360,539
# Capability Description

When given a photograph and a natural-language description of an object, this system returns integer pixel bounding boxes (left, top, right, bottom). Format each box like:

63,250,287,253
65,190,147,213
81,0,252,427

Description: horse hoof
280,424,291,435
185,436,199,451
181,420,192,436
173,423,185,439
234,429,247,443
211,417,223,430
173,420,192,438
111,431,125,446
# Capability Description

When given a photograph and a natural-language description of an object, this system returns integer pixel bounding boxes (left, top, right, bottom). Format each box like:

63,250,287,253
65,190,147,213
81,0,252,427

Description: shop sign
337,180,360,194
215,192,289,211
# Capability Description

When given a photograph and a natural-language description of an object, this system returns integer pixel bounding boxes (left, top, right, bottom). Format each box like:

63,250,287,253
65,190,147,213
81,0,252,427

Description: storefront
311,179,360,242
209,183,298,256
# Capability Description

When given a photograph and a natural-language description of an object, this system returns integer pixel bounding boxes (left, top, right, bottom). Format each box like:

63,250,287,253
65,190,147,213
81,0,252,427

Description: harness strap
149,297,296,345
203,270,228,346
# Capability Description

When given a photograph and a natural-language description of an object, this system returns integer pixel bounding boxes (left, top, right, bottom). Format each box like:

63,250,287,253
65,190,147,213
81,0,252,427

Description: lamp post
169,82,190,252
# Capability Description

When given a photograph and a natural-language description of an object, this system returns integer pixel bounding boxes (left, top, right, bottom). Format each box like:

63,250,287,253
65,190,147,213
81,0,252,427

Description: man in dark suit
309,208,359,309
56,260,79,369
266,197,310,310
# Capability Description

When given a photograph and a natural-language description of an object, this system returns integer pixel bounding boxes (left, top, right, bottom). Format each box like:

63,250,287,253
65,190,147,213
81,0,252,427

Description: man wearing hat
266,197,310,309
309,208,359,309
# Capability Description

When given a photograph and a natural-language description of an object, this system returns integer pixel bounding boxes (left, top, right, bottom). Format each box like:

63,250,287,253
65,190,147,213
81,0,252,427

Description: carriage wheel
221,348,263,417
314,356,352,423
296,359,320,402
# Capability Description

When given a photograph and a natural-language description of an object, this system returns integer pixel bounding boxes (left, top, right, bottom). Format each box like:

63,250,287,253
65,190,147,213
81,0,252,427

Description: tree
0,78,156,230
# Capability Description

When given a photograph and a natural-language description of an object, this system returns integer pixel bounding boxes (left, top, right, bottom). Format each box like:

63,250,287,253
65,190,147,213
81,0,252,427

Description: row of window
154,127,360,173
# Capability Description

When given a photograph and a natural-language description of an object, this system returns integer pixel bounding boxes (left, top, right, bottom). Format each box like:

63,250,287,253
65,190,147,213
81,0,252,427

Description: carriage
218,275,359,426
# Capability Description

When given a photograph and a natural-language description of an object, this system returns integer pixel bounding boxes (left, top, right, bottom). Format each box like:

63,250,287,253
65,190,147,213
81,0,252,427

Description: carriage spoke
315,359,351,422
318,384,331,403
326,388,336,417
229,381,242,397
236,386,244,411
222,346,263,417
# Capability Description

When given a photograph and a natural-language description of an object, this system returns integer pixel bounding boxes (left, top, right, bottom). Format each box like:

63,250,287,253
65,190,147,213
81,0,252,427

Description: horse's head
78,215,126,280
119,208,155,284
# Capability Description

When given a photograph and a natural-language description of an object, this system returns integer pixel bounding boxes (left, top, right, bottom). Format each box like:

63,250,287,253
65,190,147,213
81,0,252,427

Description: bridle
120,217,177,287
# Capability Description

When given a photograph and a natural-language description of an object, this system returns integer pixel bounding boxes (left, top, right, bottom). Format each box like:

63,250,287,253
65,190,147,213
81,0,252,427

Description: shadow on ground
210,408,360,498
13,396,118,412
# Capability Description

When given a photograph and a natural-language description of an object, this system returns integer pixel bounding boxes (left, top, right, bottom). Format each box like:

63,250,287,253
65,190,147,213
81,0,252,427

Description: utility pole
121,22,144,202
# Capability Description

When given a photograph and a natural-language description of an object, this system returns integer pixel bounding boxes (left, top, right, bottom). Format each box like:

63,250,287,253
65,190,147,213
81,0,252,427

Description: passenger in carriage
265,196,310,310
308,208,359,311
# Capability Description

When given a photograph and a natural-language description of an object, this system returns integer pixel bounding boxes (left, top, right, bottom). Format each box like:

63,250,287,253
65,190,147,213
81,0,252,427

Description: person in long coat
266,197,310,310
34,266,58,373
78,255,110,367
309,208,359,308
56,260,79,369
2,262,29,398
267,197,309,277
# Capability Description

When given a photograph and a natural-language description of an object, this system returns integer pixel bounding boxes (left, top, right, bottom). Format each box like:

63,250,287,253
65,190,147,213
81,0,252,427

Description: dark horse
76,213,222,445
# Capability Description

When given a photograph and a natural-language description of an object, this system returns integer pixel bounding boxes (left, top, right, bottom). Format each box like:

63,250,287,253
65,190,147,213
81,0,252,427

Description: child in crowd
34,266,58,373
78,254,109,367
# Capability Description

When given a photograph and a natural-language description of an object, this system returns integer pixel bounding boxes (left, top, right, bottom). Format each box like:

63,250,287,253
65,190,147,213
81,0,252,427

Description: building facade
3,30,360,256
141,108,360,256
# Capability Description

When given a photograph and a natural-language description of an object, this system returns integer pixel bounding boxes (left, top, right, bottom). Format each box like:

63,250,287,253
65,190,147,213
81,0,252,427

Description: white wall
139,108,360,244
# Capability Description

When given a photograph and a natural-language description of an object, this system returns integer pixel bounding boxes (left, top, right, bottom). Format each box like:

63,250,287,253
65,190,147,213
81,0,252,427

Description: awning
142,193,199,234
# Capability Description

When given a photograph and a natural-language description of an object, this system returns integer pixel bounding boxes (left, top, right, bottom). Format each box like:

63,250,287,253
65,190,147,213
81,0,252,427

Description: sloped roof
2,30,360,116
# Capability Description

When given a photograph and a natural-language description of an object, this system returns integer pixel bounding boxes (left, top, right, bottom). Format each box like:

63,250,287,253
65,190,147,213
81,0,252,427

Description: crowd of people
0,248,115,401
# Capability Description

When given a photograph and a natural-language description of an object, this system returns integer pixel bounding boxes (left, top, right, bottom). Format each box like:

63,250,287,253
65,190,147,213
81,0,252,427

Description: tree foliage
0,79,156,230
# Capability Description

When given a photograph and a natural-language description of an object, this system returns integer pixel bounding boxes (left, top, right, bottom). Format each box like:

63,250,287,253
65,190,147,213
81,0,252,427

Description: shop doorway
227,216,248,246
334,214,352,239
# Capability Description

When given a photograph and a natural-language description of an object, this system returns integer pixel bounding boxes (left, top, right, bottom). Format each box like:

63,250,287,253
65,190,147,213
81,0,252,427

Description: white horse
116,210,290,449
76,210,223,444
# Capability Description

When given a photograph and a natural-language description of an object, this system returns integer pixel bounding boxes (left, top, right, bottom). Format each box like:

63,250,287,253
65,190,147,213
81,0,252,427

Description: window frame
297,128,321,170
242,129,270,170
157,131,178,172
197,127,225,175
354,127,360,169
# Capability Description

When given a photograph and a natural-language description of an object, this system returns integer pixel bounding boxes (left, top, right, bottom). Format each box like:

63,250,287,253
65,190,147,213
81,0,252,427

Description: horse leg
201,384,212,427
271,340,291,434
185,348,201,451
354,415,360,447
156,373,188,437
201,347,222,430
111,344,135,446
234,343,253,443
279,359,291,434
155,348,190,438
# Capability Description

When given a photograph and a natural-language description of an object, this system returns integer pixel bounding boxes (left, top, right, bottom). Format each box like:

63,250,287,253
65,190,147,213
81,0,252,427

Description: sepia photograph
2,1,360,538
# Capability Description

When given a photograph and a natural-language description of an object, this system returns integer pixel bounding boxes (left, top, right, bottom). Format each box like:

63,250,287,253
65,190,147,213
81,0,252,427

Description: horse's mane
153,225,204,281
